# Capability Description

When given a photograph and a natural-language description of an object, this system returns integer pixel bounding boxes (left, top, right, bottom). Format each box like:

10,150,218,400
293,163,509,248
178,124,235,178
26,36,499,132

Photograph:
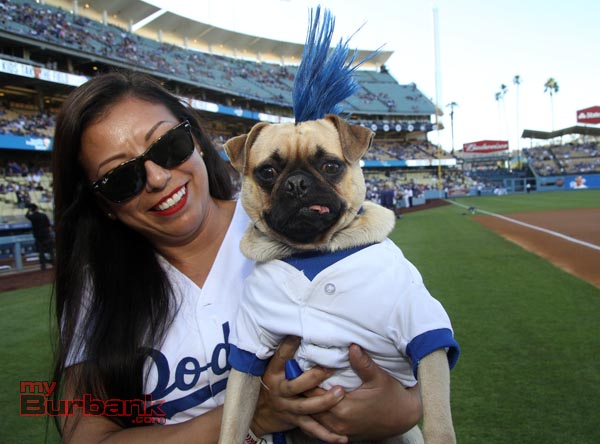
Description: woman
51,71,422,443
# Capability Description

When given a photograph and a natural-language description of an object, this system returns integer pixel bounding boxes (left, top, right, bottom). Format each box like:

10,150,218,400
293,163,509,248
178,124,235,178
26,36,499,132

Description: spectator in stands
25,203,53,270
50,72,422,443
15,188,30,208
39,189,52,203
379,182,395,210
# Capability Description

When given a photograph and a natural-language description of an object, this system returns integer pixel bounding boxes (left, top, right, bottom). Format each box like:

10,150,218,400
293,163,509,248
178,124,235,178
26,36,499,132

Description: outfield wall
536,174,600,191
423,173,600,199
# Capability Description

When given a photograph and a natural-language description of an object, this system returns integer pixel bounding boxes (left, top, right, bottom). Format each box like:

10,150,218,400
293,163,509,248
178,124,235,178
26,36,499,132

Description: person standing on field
25,203,54,270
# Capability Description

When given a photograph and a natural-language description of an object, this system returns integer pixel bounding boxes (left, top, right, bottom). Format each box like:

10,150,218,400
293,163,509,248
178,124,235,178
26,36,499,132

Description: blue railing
0,234,36,271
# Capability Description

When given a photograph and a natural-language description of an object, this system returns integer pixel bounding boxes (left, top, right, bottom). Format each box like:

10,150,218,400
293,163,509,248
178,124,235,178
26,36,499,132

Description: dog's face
225,114,374,249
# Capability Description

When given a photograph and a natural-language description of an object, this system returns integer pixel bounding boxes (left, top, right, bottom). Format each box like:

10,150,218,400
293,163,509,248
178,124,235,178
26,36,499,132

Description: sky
148,0,600,153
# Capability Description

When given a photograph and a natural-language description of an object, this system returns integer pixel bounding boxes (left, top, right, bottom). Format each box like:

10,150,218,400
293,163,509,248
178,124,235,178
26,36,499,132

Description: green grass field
391,189,600,443
0,285,60,444
1,190,599,443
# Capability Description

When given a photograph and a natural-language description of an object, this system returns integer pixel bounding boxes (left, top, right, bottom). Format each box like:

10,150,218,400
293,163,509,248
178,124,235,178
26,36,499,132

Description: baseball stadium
0,1,598,443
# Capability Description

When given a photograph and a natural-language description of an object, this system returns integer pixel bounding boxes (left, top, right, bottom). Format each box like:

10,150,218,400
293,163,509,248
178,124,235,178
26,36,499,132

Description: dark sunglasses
91,120,195,203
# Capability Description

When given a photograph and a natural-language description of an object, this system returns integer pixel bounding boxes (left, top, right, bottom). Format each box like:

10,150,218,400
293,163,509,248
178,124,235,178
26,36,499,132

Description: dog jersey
229,238,459,389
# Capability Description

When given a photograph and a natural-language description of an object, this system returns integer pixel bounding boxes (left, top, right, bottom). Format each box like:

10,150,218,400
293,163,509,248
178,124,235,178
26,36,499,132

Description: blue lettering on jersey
146,322,231,419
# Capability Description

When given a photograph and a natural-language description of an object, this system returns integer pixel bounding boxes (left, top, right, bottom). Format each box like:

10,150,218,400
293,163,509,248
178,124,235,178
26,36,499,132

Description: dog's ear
325,114,374,163
224,122,270,173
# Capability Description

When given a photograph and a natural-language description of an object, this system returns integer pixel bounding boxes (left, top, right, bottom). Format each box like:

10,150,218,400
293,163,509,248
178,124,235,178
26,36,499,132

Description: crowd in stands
361,140,455,162
355,90,397,111
1,0,297,104
0,160,53,218
0,0,433,115
524,142,599,176
0,106,56,138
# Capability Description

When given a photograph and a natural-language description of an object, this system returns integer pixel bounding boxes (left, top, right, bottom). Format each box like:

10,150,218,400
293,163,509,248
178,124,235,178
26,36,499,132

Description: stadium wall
536,173,600,191
0,134,53,152
423,172,600,199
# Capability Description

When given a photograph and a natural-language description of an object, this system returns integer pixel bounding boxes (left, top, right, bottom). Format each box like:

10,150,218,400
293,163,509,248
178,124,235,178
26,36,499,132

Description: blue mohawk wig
293,6,377,123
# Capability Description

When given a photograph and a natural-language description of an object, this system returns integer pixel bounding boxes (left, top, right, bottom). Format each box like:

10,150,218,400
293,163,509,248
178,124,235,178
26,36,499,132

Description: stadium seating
524,143,600,176
2,0,432,115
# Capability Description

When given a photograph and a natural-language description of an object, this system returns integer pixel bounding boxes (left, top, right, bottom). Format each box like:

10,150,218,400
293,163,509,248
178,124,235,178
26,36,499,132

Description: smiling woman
77,97,215,246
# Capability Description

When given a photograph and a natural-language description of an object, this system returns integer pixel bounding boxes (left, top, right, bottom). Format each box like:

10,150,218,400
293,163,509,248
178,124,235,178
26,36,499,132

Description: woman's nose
144,160,171,192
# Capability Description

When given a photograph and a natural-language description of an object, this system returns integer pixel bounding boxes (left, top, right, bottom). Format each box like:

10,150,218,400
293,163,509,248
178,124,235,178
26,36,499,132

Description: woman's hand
306,344,423,441
250,336,349,443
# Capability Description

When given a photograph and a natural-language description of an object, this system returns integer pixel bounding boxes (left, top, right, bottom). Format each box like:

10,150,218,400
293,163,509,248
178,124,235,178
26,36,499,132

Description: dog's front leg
417,349,456,444
219,369,261,444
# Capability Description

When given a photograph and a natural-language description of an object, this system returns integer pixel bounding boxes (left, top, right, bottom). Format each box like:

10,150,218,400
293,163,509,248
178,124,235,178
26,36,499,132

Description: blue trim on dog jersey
406,328,460,378
228,344,269,376
282,243,375,281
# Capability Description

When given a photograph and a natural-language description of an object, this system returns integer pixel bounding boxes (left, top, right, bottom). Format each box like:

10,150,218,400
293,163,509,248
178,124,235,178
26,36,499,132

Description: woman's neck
157,199,237,288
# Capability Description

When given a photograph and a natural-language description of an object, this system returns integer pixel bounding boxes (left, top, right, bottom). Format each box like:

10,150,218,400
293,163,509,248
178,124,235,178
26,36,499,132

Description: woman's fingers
278,384,345,415
295,415,349,444
268,336,301,374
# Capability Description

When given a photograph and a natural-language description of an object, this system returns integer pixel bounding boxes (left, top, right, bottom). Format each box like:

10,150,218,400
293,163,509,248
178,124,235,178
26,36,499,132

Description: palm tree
513,75,521,150
497,84,509,141
446,101,458,153
495,91,503,137
544,78,559,131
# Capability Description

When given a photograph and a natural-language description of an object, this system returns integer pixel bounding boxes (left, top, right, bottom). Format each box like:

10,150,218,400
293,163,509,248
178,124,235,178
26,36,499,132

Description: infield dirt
473,208,600,288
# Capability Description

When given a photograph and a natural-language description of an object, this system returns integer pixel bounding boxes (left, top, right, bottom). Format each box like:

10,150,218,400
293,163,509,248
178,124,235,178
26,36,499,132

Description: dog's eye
321,162,341,175
257,166,278,181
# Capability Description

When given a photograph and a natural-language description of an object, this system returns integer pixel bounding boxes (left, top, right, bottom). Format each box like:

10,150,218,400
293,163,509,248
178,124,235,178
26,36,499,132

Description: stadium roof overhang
69,0,393,67
522,126,600,139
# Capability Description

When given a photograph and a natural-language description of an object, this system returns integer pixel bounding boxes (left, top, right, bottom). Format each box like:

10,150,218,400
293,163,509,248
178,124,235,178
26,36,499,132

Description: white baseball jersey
67,201,254,424
229,238,459,390
143,201,254,423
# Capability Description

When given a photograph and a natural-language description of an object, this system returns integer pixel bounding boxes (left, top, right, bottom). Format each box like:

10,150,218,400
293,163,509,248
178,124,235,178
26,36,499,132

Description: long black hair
51,71,233,430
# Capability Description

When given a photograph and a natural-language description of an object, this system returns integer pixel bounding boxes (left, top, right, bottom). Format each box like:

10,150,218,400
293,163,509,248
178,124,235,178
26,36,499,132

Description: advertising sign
463,140,509,153
576,106,600,124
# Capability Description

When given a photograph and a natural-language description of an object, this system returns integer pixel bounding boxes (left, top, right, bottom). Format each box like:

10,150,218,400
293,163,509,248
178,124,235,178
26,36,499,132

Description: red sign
577,106,600,124
463,140,509,153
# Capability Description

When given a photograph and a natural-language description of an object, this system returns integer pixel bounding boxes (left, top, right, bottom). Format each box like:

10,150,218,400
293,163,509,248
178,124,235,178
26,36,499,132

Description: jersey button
324,283,336,294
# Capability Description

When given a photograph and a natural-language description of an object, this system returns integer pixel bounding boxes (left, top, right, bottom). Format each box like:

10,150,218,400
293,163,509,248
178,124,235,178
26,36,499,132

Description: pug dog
219,114,459,444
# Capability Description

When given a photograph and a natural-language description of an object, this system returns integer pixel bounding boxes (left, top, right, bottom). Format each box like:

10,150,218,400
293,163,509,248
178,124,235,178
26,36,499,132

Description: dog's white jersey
230,239,459,389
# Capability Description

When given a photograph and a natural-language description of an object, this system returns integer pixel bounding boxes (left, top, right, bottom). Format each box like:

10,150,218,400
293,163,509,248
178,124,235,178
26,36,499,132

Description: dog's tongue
309,205,330,214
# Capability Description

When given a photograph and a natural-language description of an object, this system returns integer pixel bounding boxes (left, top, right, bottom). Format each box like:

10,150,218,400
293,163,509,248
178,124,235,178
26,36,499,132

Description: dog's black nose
284,173,310,198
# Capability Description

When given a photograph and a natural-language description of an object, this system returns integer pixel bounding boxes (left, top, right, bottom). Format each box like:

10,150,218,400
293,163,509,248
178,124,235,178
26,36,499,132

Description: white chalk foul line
448,200,600,252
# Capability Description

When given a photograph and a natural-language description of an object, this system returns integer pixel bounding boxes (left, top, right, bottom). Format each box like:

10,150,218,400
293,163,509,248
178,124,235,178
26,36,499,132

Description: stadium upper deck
0,0,437,131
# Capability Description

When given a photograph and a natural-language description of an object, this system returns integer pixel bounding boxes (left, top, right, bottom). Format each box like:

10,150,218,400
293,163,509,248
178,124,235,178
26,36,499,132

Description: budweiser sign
577,106,600,124
463,140,509,153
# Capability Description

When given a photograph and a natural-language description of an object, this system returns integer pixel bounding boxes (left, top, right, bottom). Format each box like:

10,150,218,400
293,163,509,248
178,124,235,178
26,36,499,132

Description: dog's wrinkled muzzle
264,172,345,244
